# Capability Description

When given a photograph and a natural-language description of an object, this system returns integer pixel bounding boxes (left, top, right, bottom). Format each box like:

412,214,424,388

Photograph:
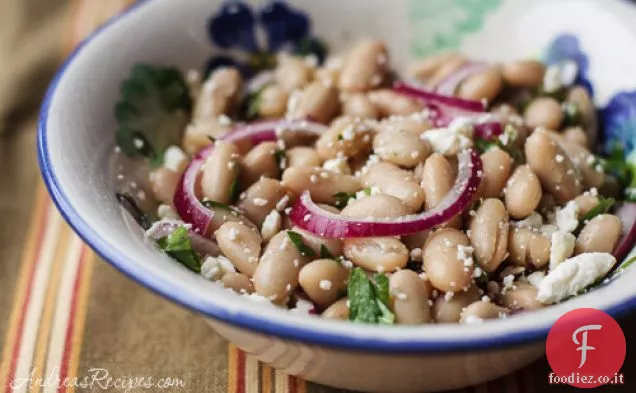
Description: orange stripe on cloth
0,189,52,392
29,225,73,393
261,365,272,393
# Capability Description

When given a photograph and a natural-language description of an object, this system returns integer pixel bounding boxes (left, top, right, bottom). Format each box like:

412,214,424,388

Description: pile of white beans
146,39,625,324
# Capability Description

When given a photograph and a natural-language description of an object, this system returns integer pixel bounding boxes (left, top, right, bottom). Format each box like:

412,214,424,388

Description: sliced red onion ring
176,119,328,235
289,149,483,238
145,219,221,256
435,62,489,96
393,81,486,113
613,202,636,262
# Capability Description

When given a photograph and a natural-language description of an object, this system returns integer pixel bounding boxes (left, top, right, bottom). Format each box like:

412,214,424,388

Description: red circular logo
546,308,625,388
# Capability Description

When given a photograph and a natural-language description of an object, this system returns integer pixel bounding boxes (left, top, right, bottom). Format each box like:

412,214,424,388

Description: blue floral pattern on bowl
206,1,327,77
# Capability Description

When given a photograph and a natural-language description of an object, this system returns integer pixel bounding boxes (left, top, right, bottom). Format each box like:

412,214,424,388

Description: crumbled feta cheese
444,291,454,301
501,274,515,294
457,244,474,267
310,174,318,183
157,204,179,220
462,315,484,325
539,224,559,238
472,267,483,278
322,157,350,174
555,154,565,163
290,298,316,315
514,211,544,229
319,280,333,290
218,114,232,126
420,118,474,156
252,197,268,207
163,145,188,173
549,231,576,269
276,195,290,211
341,125,356,140
340,258,354,269
537,253,616,304
410,248,422,262
555,201,579,233
201,256,236,280
261,210,282,242
526,271,546,288
133,138,144,149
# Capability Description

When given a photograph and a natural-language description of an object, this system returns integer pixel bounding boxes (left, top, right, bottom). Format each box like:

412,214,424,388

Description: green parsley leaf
337,134,344,141
274,149,286,168
319,244,335,260
287,231,317,257
574,196,616,235
363,187,372,196
617,255,636,274
332,191,356,209
157,226,201,273
347,268,395,325
115,64,191,166
596,143,636,202
562,102,581,127
474,138,497,154
228,166,241,202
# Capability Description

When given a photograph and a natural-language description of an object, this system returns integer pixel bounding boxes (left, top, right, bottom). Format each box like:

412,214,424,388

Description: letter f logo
572,324,602,368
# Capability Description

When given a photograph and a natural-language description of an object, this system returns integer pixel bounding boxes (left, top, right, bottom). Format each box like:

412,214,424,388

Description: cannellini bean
299,259,349,309
341,196,408,272
422,228,474,292
315,117,374,160
574,194,599,216
253,230,309,304
524,97,564,131
555,137,604,190
343,237,408,272
240,142,281,186
390,270,432,324
367,89,423,117
150,168,180,206
194,67,242,122
341,194,410,219
507,227,550,268
479,148,513,198
469,199,509,272
504,165,542,219
221,272,255,294
338,39,388,92
563,126,589,148
460,300,509,323
457,66,503,102
215,222,262,276
362,163,425,213
420,153,461,227
288,81,340,124
373,129,431,168
342,93,378,119
525,129,582,204
322,297,349,320
377,116,433,138
501,60,546,88
200,141,240,204
258,85,289,118
237,178,288,227
498,282,543,310
567,86,597,141
574,214,622,254
291,226,342,258
282,166,360,204
433,285,481,323
407,53,463,82
182,122,227,155
315,67,339,87
286,147,322,168
275,56,314,91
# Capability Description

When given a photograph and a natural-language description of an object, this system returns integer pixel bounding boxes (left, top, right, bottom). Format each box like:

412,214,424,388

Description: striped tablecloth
0,1,632,392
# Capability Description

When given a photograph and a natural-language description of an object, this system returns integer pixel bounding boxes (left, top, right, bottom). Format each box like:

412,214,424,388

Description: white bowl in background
38,0,636,391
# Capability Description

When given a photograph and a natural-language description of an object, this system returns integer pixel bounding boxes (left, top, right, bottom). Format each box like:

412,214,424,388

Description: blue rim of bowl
37,0,636,353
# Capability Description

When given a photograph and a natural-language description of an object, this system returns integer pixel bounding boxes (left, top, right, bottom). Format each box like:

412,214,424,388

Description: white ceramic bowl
38,0,636,391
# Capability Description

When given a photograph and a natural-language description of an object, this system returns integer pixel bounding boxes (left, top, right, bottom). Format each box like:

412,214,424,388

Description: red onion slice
435,62,489,96
175,119,328,235
614,202,636,262
393,81,486,112
289,149,483,238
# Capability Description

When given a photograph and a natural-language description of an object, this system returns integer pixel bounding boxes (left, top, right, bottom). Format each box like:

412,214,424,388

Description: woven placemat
0,1,632,392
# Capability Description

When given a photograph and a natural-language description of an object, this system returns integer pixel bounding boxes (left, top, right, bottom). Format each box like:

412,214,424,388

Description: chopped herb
363,187,372,196
617,255,636,274
274,148,286,167
115,64,191,167
474,138,497,154
596,143,636,202
228,167,241,202
320,244,335,259
562,102,581,127
332,191,357,209
157,226,201,273
202,199,241,216
347,268,395,325
116,192,153,230
574,196,616,235
474,136,525,165
337,134,344,141
287,231,317,257
242,86,265,121
207,135,216,143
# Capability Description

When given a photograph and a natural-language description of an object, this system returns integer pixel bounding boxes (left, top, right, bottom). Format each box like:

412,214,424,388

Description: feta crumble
261,210,282,242
555,201,579,233
319,280,333,290
201,256,236,281
526,271,546,288
420,118,474,156
549,231,576,269
163,145,188,173
537,253,616,304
